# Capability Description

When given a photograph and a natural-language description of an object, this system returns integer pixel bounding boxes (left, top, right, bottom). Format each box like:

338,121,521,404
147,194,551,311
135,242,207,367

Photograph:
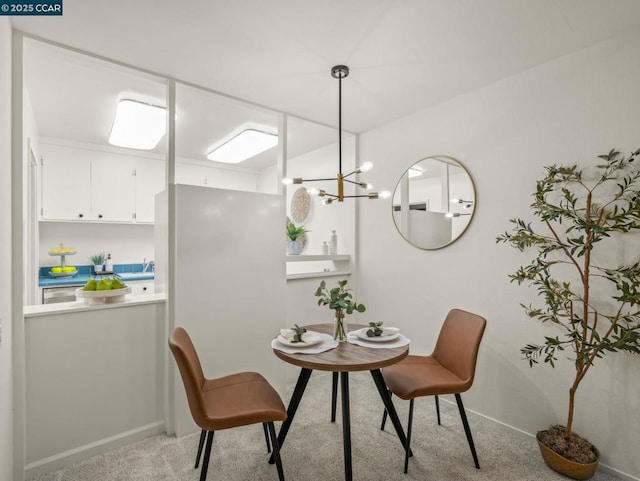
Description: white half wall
24,302,165,479
0,16,13,481
357,27,640,479
172,186,287,437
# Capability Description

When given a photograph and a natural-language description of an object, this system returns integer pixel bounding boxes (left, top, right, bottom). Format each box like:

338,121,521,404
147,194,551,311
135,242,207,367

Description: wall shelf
286,254,350,262
285,254,351,280
287,270,351,281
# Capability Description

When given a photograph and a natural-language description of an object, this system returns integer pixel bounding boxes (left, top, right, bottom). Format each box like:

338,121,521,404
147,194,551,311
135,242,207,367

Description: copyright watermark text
0,0,62,15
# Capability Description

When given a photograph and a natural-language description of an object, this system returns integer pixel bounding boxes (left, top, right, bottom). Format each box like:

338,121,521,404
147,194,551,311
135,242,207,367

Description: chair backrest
432,309,486,388
169,327,208,427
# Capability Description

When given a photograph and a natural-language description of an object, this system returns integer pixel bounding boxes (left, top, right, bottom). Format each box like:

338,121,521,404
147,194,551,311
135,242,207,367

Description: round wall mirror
392,155,476,250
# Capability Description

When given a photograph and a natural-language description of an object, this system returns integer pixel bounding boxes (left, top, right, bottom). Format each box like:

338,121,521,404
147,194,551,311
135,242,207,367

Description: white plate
49,270,78,277
354,327,400,342
276,331,323,347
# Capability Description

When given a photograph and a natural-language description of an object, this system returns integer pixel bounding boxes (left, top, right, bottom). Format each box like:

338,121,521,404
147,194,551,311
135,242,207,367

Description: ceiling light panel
108,99,166,150
207,129,278,163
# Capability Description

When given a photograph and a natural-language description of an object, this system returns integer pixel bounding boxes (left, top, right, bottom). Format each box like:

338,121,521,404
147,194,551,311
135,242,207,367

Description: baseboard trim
24,421,165,480
438,397,639,481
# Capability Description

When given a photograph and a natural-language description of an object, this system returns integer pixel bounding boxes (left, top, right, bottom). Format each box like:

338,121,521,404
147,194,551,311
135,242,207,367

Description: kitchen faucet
143,258,154,272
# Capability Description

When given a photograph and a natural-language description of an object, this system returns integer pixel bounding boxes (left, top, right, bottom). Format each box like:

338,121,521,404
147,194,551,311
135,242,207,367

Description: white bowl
75,286,131,305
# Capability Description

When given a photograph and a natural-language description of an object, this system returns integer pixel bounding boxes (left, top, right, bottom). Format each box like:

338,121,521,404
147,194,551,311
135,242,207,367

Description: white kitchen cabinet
134,158,165,223
176,162,209,186
176,161,258,192
40,153,92,221
90,157,135,222
127,280,154,295
40,142,164,224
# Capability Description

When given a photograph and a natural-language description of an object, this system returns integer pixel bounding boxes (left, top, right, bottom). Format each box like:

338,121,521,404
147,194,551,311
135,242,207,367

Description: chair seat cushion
201,372,287,430
382,355,471,400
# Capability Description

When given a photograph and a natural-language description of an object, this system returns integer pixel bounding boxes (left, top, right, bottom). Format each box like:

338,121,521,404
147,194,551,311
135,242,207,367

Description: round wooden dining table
270,323,410,481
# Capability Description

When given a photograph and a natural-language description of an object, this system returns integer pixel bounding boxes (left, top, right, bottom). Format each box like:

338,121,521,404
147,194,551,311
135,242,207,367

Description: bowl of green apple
75,276,131,305
49,266,78,277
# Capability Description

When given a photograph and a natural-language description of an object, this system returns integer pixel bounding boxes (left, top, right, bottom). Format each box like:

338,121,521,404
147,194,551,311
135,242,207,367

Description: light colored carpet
30,372,622,481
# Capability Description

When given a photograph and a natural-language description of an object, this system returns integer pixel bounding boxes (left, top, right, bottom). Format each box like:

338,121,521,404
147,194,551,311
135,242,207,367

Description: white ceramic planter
287,240,304,255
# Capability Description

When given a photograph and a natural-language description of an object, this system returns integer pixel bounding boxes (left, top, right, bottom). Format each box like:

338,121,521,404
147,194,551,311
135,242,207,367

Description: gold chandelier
283,65,389,203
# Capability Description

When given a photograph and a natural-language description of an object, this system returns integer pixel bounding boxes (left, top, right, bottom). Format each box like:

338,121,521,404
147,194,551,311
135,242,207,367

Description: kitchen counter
39,263,154,287
24,292,166,317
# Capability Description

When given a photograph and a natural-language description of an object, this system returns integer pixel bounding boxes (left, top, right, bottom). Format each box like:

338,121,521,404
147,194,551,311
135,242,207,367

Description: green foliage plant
286,222,309,241
291,324,307,343
367,321,384,337
315,280,366,341
497,148,640,442
89,252,106,265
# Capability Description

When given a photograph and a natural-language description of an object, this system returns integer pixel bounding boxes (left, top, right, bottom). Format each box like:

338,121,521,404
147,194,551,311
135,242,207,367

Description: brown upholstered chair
169,327,287,481
381,309,486,473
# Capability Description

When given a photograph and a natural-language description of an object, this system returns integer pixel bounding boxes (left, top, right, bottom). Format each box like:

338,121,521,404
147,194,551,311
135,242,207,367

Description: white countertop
24,293,166,318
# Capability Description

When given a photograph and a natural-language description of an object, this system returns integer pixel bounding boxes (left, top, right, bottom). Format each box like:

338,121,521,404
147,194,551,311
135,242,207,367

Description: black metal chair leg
435,395,441,425
380,390,392,430
269,368,313,464
455,394,480,469
331,372,338,422
404,399,414,474
199,430,215,481
263,422,272,453
195,429,206,468
268,422,286,481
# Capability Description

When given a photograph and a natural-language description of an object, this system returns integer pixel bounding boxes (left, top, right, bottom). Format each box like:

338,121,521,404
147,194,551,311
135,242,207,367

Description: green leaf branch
314,280,366,316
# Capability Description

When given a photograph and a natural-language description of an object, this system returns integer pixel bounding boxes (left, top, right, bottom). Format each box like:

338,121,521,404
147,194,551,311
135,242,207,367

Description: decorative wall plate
291,187,311,223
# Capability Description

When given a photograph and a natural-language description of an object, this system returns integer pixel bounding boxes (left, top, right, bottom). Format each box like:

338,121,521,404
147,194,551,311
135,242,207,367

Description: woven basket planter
537,432,599,480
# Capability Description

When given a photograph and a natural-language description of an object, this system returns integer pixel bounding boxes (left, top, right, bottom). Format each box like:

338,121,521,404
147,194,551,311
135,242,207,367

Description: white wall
357,28,640,479
39,222,155,268
285,138,355,255
0,16,13,481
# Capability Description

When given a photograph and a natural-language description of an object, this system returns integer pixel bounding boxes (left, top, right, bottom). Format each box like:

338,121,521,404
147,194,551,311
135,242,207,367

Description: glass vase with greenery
315,279,366,342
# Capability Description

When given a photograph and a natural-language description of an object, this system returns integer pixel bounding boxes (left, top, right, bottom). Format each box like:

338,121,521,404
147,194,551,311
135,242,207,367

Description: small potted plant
315,279,366,342
89,252,106,274
286,222,309,255
496,148,640,479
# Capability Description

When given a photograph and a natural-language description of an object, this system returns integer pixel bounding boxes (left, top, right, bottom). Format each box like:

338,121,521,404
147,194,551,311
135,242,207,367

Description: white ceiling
13,0,640,137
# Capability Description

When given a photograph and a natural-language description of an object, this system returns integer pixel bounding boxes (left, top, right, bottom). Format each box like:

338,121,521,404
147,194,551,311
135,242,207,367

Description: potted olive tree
497,148,640,479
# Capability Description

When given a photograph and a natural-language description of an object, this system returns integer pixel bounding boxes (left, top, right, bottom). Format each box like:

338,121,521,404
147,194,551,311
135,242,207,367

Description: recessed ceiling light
108,99,166,150
207,129,277,163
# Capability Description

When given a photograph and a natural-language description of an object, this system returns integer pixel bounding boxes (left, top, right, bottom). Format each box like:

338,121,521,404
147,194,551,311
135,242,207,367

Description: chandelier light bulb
282,178,294,185
308,187,320,196
379,190,391,199
358,161,373,172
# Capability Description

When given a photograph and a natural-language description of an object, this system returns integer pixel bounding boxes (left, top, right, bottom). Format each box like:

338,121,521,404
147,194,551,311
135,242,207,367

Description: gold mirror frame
391,155,476,250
